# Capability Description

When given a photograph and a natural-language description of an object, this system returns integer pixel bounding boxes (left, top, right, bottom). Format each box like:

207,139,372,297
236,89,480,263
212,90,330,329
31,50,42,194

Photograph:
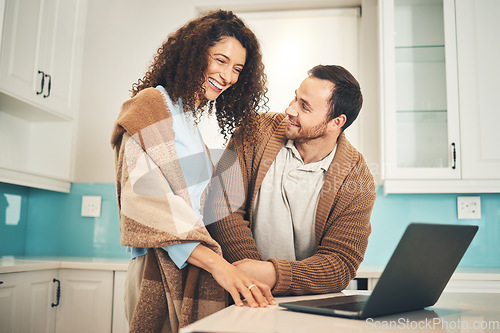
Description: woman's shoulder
128,87,164,101
117,87,171,134
121,87,167,114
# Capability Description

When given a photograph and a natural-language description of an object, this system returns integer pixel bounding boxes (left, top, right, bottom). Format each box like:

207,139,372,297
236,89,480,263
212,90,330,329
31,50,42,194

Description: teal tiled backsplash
1,182,499,267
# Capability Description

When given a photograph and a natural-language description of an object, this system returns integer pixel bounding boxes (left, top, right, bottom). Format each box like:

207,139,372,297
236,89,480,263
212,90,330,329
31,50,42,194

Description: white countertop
180,291,500,333
0,256,130,273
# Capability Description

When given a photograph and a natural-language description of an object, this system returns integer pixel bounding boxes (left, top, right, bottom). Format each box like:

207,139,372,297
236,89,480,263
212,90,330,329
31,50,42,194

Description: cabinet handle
451,143,457,169
37,70,45,95
43,74,52,98
52,278,61,307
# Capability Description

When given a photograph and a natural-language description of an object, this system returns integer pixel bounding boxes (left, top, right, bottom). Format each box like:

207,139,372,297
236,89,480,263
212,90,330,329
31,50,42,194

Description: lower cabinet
0,269,57,333
0,268,125,333
54,269,113,333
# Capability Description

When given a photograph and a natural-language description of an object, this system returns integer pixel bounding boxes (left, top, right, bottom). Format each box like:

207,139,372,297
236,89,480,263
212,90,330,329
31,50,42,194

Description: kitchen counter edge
0,256,130,273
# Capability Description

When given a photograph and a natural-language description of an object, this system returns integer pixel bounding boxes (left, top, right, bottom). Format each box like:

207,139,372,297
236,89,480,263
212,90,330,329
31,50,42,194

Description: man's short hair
308,65,363,131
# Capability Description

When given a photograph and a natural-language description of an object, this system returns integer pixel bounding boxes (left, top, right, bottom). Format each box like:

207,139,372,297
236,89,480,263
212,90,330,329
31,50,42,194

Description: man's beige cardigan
206,112,376,296
110,88,225,333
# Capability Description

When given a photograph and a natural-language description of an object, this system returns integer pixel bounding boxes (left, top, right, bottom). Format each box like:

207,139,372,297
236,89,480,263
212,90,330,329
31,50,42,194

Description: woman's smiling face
202,36,247,102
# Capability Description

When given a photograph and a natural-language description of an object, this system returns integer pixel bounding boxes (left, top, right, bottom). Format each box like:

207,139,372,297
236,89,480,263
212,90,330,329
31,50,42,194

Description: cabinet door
0,272,23,332
0,270,57,333
55,269,113,333
22,270,58,333
0,0,87,117
0,0,45,106
37,0,87,117
456,0,500,180
380,0,460,180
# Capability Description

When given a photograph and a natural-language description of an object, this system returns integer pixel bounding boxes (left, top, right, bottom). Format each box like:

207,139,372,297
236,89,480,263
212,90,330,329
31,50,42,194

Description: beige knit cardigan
110,88,225,333
206,112,376,296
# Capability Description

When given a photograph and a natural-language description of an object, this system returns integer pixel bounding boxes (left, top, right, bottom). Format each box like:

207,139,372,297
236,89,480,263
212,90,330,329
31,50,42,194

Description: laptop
279,223,478,319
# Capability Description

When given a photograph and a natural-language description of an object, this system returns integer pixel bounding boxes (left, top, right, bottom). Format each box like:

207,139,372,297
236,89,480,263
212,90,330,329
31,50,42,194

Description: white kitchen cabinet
455,0,500,180
380,0,460,181
379,0,500,193
0,273,19,333
0,267,122,333
0,0,87,192
0,270,58,333
0,0,87,117
54,269,113,333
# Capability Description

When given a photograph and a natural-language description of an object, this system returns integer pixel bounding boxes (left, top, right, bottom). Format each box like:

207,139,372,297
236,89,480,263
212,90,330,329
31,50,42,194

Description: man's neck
294,134,340,164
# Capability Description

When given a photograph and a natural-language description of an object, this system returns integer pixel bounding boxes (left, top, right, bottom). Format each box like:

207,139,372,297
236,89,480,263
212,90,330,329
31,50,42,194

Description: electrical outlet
81,195,102,217
457,196,481,220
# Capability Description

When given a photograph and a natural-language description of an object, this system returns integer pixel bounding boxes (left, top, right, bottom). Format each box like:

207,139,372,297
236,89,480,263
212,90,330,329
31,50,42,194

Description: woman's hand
187,244,275,308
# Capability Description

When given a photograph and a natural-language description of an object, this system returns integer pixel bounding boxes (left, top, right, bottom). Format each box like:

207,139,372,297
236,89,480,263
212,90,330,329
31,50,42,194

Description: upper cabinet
455,0,500,181
379,0,500,193
0,0,87,192
0,0,86,118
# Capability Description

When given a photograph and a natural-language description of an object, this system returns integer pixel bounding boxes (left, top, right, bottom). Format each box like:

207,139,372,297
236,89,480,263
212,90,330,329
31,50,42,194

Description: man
205,64,376,296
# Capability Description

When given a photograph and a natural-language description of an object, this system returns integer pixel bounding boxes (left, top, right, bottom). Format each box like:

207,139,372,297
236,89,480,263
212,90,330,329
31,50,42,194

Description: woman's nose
220,67,233,85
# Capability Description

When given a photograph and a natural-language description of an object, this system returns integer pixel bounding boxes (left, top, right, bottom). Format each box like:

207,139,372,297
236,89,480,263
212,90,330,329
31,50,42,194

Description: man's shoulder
255,112,287,136
234,112,286,140
256,112,287,126
333,133,374,180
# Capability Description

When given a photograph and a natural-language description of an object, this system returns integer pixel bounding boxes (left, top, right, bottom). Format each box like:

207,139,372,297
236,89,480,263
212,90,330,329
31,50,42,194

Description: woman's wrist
187,244,224,274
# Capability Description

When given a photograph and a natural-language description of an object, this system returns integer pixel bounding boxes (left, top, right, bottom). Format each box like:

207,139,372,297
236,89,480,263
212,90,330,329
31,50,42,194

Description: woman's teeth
289,120,299,127
208,78,223,90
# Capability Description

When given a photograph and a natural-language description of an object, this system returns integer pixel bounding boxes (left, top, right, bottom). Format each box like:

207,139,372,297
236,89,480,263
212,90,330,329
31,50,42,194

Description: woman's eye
216,58,225,64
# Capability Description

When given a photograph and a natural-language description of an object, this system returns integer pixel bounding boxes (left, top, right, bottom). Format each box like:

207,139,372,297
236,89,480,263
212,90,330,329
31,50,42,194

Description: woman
110,10,273,332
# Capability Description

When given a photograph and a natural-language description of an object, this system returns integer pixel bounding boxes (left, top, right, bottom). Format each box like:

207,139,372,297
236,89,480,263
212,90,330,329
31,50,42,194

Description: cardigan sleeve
205,113,287,262
205,131,263,261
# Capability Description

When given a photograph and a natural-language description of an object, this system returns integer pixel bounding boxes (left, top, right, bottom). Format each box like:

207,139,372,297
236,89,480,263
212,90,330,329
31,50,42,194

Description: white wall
74,0,379,183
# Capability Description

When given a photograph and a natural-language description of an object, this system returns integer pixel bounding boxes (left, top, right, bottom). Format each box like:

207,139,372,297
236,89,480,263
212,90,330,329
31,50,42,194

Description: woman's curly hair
131,9,268,140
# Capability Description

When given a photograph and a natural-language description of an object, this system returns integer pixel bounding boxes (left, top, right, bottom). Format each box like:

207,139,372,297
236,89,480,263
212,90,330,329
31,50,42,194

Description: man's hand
233,259,277,289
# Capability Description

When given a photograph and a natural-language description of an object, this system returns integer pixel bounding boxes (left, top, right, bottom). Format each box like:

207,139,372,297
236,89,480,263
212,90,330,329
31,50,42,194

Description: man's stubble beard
285,121,329,143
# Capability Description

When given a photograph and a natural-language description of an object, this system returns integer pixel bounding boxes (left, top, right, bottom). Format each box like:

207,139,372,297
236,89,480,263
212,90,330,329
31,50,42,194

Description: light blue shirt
129,86,213,269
